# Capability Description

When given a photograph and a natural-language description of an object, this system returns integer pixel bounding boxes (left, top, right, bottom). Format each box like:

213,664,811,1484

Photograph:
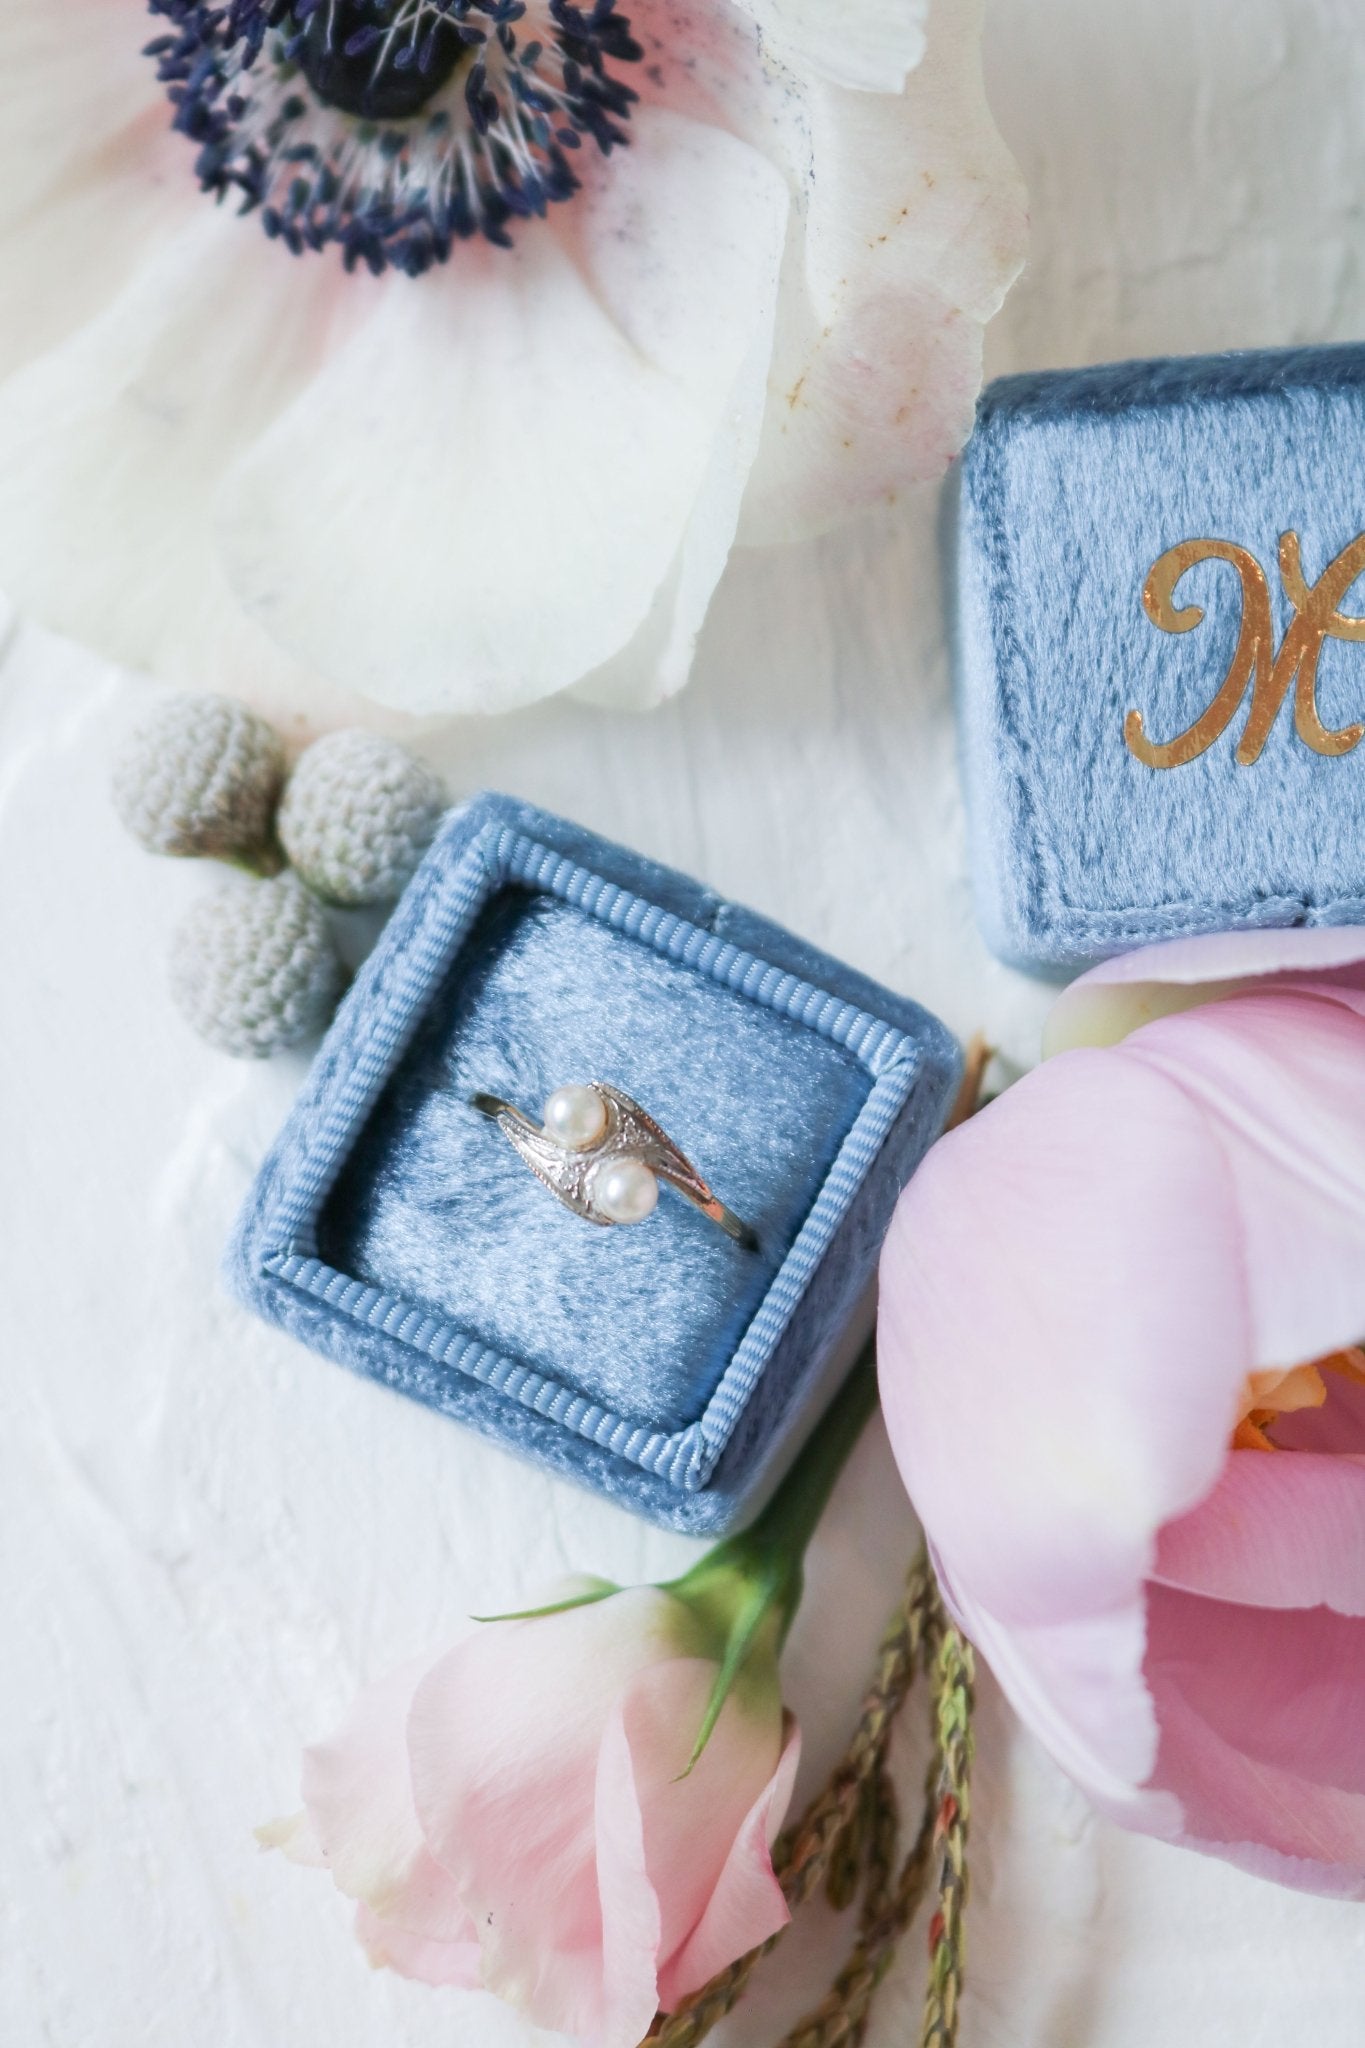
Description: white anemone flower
0,2,1024,717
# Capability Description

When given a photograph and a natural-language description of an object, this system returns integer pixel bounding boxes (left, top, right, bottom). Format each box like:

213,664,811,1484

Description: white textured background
5,1,1365,2042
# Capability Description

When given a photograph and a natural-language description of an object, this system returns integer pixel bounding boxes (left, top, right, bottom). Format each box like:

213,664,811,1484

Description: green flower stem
472,1342,881,1776
223,837,287,878
668,1342,879,1768
724,1339,880,1604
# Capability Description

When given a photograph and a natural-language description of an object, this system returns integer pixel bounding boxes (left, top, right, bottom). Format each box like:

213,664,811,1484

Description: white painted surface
4,2,1365,2042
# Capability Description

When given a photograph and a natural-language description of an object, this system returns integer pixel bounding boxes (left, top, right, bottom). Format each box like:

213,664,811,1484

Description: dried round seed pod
113,693,285,867
169,872,345,1058
277,730,445,906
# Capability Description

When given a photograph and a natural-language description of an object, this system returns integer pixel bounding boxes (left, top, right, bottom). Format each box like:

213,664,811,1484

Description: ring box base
228,793,959,1531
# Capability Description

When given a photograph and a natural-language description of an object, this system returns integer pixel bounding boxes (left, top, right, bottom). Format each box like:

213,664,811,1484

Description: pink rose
264,1581,799,2044
878,928,1365,1896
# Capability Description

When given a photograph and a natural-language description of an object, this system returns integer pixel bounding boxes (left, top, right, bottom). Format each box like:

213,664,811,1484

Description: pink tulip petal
885,935,1365,1899
408,1588,681,2038
944,1569,1171,1828
1154,1452,1365,1615
878,1048,1250,1629
1174,1824,1365,1901
353,1901,483,1988
1045,928,1365,1054
1082,926,1365,985
1145,1585,1365,1797
594,1704,665,2048
1274,1370,1365,1454
1124,994,1365,1368
658,1717,800,2008
297,1656,475,1955
1154,1680,1365,1898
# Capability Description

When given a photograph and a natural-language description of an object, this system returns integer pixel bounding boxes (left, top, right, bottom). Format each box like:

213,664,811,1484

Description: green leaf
471,1578,620,1625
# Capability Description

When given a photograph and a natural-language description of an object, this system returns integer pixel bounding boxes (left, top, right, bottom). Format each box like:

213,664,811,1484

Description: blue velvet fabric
955,340,1365,970
227,794,959,1532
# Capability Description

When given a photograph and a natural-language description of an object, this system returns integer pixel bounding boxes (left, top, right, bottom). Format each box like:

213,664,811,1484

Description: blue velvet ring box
228,793,959,1532
956,341,1365,970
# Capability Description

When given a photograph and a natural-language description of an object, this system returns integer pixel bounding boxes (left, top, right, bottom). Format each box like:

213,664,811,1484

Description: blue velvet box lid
227,793,959,1532
956,341,1365,971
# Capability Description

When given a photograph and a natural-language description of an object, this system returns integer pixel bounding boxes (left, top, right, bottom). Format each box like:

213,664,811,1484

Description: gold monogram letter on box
1124,532,1365,768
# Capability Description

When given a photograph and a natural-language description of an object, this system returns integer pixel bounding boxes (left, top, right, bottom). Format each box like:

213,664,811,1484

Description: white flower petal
0,0,1019,713
572,189,785,709
725,0,928,93
0,0,161,233
0,203,361,718
0,119,199,388
572,305,771,711
740,0,1027,543
215,107,788,716
631,0,813,190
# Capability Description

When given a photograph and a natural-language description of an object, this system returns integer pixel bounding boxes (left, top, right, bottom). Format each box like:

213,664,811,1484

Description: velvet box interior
228,793,959,1532
956,340,1365,970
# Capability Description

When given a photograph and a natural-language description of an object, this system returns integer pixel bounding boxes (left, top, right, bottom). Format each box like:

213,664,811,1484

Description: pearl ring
470,1082,758,1250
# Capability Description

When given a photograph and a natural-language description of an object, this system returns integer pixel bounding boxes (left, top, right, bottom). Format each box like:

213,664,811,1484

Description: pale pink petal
606,1660,786,1994
1147,1588,1365,1796
658,1717,800,2008
353,1901,483,1988
1123,994,1365,1368
593,1703,664,2048
1044,927,1365,1054
741,0,1027,544
408,1588,680,2037
1154,1452,1365,1616
878,1048,1250,1629
1150,1681,1365,1897
299,1658,430,1904
255,1807,327,1868
1064,924,1365,992
297,1656,477,1958
1146,1588,1365,1877
1178,1823,1365,1900
943,1568,1171,1831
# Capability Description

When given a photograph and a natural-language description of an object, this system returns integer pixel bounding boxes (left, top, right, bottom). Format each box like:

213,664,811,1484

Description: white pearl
592,1157,659,1226
543,1083,608,1152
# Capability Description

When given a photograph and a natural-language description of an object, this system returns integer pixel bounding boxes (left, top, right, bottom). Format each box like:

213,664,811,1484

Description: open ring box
228,793,959,1532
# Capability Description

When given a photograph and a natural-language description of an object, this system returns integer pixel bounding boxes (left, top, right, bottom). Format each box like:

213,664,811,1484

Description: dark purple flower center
143,1,643,273
294,1,467,120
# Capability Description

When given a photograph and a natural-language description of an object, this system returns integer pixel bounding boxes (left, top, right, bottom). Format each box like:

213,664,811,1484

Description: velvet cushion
228,794,959,1532
955,341,1365,971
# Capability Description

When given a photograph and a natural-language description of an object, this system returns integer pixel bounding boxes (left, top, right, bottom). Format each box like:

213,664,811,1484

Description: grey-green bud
169,872,345,1058
277,730,445,906
113,694,285,867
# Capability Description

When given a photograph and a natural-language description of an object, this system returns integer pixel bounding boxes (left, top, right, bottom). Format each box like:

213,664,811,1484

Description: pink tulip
878,928,1365,1896
264,1581,799,2045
